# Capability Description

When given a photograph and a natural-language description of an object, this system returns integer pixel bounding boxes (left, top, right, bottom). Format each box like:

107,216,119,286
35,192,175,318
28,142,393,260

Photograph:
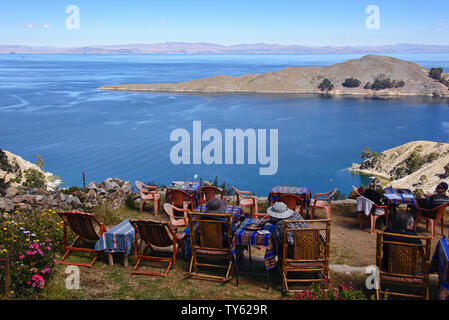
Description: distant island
2,42,449,54
100,55,449,98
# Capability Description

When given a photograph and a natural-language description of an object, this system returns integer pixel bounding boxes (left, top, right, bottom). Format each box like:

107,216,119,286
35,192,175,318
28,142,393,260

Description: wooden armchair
376,231,431,300
310,188,337,219
233,186,266,218
129,219,180,277
414,202,449,238
135,180,161,215
186,211,238,285
280,219,331,293
279,194,304,216
199,186,224,205
57,211,109,267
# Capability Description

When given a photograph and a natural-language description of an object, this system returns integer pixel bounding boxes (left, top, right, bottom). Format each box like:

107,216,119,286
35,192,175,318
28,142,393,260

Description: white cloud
96,21,102,25
433,23,445,28
25,24,37,29
43,23,51,29
24,23,51,29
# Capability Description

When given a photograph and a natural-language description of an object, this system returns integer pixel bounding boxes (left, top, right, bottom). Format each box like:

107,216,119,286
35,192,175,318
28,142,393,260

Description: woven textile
95,219,135,255
267,186,312,206
383,188,415,205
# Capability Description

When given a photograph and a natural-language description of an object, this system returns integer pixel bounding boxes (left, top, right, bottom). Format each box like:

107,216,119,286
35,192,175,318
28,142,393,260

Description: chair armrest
140,184,159,194
238,190,252,196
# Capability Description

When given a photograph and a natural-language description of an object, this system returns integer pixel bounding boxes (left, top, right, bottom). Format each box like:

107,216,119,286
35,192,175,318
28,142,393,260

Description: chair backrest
187,211,233,251
57,211,103,241
419,201,449,220
135,180,158,194
170,189,192,207
282,219,331,263
352,185,363,197
200,186,224,202
376,231,431,277
279,194,302,211
316,188,337,203
232,186,251,205
163,203,188,226
129,219,175,248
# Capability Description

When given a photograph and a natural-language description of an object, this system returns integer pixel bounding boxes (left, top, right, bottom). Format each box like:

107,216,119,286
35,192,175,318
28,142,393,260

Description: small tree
429,67,443,81
318,79,334,92
444,163,449,178
342,78,361,88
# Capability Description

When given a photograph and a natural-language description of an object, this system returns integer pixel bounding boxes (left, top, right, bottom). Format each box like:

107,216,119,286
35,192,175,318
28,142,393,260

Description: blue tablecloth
383,188,415,205
95,219,135,255
232,218,276,270
194,204,243,223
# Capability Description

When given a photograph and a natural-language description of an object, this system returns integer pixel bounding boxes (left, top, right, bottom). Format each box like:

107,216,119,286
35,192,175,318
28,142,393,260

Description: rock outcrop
350,141,449,192
100,55,449,98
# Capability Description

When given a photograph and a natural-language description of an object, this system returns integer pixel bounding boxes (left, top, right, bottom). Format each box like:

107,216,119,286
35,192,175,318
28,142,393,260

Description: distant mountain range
2,42,449,54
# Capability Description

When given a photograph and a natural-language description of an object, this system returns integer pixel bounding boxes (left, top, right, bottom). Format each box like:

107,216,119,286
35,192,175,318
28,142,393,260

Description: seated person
183,198,235,260
416,182,449,218
363,179,382,206
381,213,422,270
267,202,308,259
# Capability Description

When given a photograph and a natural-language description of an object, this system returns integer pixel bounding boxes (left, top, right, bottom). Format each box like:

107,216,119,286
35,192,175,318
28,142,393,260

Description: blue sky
0,0,448,47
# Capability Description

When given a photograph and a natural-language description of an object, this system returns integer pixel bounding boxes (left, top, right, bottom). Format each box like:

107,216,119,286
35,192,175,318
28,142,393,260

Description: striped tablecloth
382,188,415,205
95,219,135,255
194,204,243,223
232,218,277,270
268,186,312,207
431,237,449,300
166,181,201,207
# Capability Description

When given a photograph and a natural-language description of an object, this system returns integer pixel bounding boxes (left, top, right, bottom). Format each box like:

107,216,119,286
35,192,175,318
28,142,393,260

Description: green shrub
364,77,405,90
429,67,443,81
23,169,46,189
404,151,424,175
318,78,334,92
61,186,84,195
342,78,361,88
413,188,424,199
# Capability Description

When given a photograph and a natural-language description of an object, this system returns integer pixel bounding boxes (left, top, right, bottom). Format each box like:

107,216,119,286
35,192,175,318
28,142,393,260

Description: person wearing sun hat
416,181,449,219
267,202,308,259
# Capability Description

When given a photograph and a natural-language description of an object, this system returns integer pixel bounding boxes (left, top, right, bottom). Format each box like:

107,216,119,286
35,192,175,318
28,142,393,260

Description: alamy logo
65,266,80,289
66,5,80,30
365,5,380,30
169,121,278,175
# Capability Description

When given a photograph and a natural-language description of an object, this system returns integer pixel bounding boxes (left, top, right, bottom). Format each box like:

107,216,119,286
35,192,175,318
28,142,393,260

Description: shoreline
99,85,449,99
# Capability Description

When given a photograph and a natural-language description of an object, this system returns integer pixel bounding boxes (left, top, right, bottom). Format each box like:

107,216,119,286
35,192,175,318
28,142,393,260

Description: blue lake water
1,53,449,196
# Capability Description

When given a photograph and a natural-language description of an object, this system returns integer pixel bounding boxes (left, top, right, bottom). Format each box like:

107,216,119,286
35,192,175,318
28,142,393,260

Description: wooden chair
163,203,188,232
135,180,161,216
376,231,431,300
233,186,266,218
57,211,109,267
310,188,337,219
168,189,195,211
414,202,449,238
356,196,389,233
186,211,238,285
199,186,224,205
129,219,180,277
279,194,304,216
280,219,331,293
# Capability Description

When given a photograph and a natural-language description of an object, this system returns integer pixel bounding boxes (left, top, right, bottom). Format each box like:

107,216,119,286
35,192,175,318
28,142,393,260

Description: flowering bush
289,277,369,300
0,209,69,299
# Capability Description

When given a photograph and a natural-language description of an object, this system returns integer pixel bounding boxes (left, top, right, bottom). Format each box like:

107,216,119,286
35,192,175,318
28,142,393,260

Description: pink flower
19,255,24,260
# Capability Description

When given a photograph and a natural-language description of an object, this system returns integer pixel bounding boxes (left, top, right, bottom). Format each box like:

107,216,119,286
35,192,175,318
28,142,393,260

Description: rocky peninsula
100,55,449,98
349,141,449,192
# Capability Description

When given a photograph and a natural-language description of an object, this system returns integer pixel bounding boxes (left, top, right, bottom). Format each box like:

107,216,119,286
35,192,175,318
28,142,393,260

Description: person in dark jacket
416,182,449,219
363,179,382,206
381,213,422,270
